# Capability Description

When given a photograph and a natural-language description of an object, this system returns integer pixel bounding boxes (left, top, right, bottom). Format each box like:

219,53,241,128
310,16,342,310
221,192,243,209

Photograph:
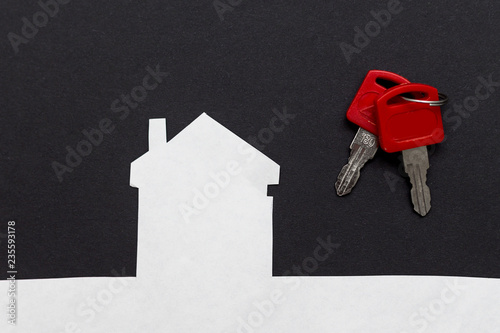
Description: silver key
402,146,431,216
335,128,378,196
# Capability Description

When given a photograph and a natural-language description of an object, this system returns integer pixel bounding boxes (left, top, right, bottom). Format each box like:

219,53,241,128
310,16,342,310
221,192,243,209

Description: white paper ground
1,113,498,332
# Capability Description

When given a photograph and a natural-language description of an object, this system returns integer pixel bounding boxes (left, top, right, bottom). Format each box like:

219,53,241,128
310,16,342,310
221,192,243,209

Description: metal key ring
401,93,448,107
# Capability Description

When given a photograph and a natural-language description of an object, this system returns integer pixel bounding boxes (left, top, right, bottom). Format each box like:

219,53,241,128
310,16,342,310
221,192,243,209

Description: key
402,147,431,216
336,70,410,196
335,128,378,196
376,83,445,216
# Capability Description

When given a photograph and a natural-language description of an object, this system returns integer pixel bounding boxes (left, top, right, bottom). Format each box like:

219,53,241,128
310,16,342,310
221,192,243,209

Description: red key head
375,83,445,153
346,70,410,135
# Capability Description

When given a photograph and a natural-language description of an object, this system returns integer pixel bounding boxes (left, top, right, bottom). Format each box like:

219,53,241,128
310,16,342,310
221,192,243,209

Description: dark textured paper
0,0,499,279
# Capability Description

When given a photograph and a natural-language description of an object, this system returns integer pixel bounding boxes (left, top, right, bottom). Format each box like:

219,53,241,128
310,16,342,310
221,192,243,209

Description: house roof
130,113,280,189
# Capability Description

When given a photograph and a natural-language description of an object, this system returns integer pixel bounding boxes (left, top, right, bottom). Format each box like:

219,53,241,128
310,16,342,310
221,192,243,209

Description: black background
1,0,499,279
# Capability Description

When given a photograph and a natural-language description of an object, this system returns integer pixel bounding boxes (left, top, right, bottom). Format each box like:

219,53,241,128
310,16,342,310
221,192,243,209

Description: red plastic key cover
376,83,445,153
346,70,410,135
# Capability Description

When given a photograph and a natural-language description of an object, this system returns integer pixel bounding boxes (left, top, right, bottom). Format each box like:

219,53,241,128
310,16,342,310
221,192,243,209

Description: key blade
335,128,378,196
402,146,431,216
336,162,361,196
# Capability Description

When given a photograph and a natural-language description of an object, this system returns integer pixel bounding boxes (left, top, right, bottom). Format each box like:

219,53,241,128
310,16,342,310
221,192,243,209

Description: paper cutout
1,113,496,332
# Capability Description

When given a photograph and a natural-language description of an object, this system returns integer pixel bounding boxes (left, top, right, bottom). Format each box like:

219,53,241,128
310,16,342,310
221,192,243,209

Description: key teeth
336,189,349,197
403,147,432,217
417,208,431,217
411,189,431,216
335,164,360,197
335,129,379,197
336,185,352,197
408,168,431,216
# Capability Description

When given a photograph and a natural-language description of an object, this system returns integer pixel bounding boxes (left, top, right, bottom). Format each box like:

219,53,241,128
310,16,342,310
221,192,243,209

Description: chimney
149,118,167,150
